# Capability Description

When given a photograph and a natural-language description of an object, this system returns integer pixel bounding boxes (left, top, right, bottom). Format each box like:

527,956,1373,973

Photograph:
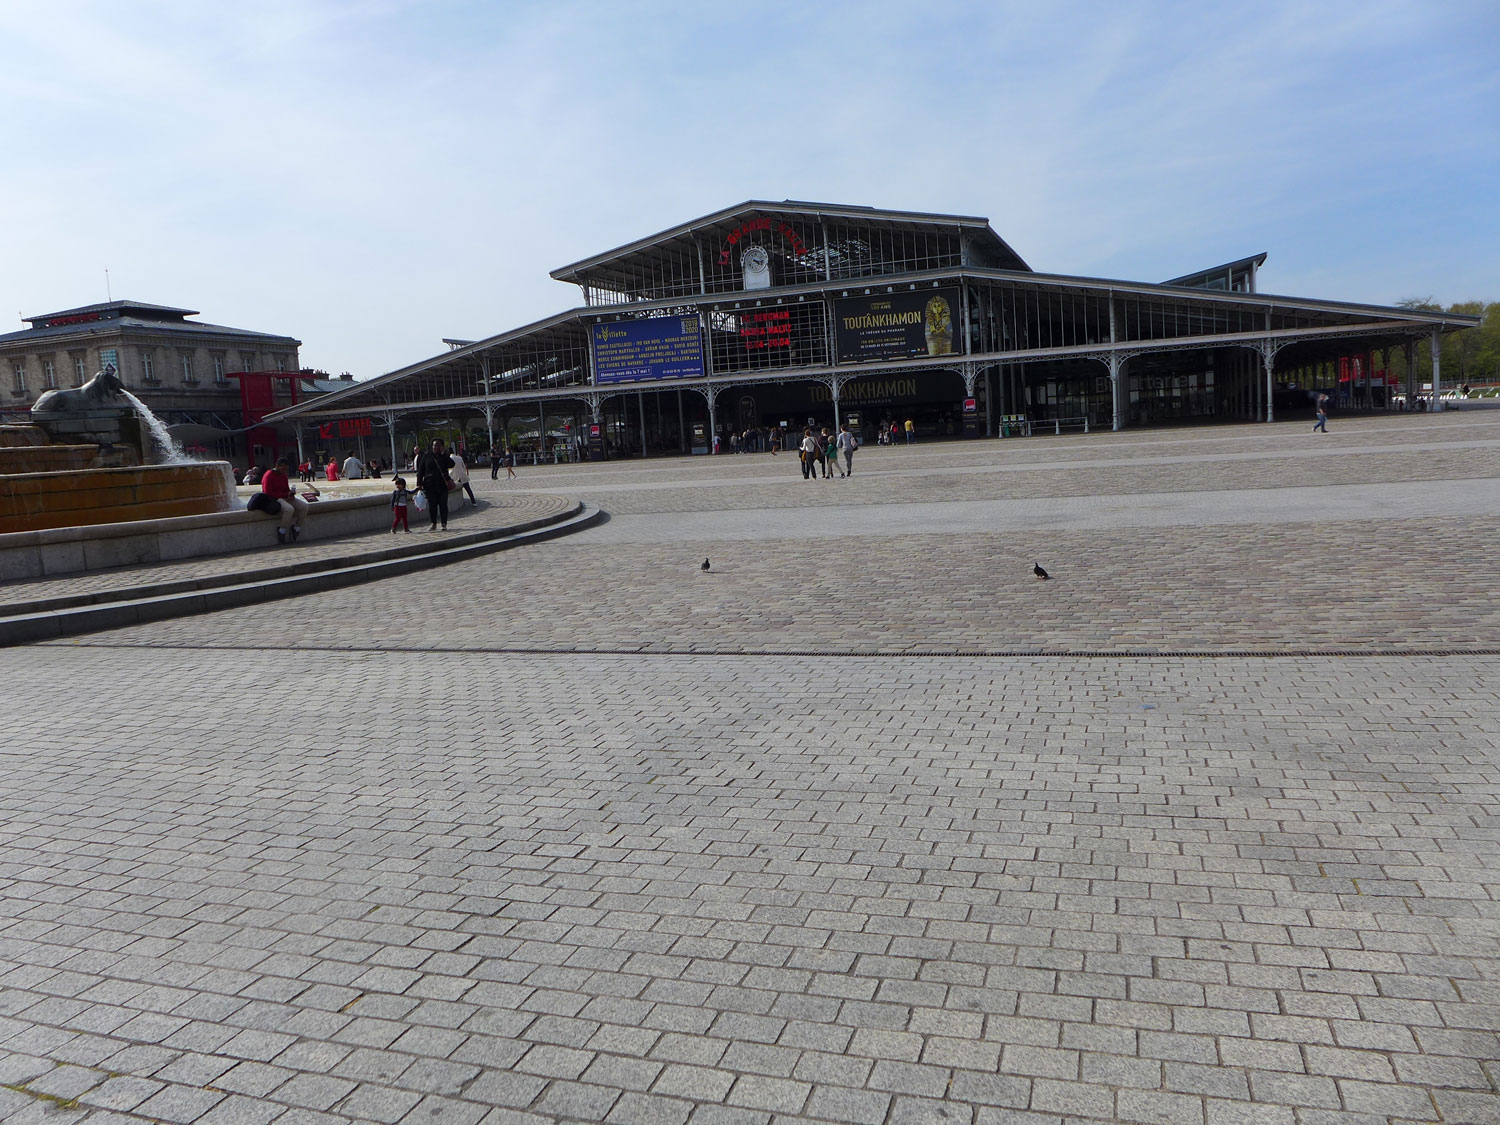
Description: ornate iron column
1108,353,1125,432
1256,340,1280,423
382,408,399,467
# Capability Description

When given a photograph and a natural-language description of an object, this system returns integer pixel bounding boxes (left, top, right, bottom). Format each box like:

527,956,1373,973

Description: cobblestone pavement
4,413,1500,1124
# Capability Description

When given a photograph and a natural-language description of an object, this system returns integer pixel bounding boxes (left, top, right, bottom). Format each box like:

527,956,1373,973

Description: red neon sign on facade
719,218,808,265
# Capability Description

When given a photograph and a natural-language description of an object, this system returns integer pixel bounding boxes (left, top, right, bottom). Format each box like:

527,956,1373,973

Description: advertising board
834,287,961,364
592,316,705,385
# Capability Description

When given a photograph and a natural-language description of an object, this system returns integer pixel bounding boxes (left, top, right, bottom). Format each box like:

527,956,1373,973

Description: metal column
985,368,993,437
1108,353,1124,432
1262,344,1275,423
638,390,648,458
1108,298,1121,431
1430,327,1443,410
1405,339,1417,407
481,356,493,453
677,389,686,453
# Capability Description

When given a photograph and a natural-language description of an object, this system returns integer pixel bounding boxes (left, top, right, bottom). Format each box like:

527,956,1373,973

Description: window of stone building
241,352,255,372
181,354,196,383
141,350,156,381
71,354,86,386
212,354,226,383
42,358,57,389
12,363,25,394
275,354,287,372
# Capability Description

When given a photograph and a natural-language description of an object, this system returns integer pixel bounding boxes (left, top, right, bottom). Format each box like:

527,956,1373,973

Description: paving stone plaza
4,412,1500,1124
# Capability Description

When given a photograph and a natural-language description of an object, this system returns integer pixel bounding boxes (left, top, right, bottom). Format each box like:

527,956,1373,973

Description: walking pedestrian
818,428,835,479
1313,394,1328,433
414,438,454,531
836,424,858,476
504,446,517,480
799,428,817,480
904,418,915,444
490,444,501,480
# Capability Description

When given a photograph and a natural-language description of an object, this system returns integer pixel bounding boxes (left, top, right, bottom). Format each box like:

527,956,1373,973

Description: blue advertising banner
592,316,705,384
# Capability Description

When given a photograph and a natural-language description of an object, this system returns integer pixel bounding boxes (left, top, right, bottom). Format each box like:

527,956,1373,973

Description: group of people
251,437,487,544
388,438,468,533
796,424,859,480
245,453,390,487
875,419,916,445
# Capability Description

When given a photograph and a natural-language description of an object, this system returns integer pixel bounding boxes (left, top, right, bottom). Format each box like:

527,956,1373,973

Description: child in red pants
391,476,412,532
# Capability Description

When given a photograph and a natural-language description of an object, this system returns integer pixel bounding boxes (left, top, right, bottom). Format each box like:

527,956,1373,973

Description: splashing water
119,389,192,464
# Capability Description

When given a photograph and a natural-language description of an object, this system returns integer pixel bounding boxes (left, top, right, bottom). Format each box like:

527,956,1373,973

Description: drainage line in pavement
52,642,1500,659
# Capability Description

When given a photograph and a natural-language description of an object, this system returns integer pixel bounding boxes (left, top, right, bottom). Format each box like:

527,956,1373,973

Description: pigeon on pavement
1033,563,1049,580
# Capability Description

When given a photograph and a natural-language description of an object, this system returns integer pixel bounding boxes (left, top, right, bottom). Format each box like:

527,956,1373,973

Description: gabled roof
1163,253,1267,290
550,199,1031,286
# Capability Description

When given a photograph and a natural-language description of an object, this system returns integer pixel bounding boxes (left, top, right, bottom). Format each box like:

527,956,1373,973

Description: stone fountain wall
0,424,139,475
0,461,237,534
25,407,145,462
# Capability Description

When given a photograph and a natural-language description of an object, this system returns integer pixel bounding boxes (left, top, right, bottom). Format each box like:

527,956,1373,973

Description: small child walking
390,476,412,533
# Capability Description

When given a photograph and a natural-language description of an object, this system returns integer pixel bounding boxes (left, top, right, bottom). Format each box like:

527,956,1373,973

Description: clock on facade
741,245,772,290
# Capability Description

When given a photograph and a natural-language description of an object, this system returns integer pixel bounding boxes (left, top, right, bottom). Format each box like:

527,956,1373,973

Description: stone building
0,300,302,459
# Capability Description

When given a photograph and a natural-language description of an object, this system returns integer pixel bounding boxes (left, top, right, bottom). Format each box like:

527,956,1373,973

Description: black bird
701,558,711,571
1033,562,1049,580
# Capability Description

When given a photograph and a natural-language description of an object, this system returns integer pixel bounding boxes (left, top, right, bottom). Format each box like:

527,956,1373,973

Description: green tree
1384,298,1498,389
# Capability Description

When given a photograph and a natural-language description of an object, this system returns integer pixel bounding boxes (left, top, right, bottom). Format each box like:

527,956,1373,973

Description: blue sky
1,0,1496,378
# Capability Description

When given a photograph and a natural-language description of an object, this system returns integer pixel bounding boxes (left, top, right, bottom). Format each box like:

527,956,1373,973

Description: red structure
228,371,303,468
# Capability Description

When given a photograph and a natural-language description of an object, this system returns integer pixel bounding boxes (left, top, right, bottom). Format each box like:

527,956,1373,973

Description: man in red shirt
261,456,309,545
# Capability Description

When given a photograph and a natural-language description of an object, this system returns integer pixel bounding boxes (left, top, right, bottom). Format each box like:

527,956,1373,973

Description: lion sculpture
31,363,125,417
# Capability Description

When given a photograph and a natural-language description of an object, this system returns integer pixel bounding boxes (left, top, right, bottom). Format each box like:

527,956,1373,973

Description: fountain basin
0,490,392,579
0,461,236,535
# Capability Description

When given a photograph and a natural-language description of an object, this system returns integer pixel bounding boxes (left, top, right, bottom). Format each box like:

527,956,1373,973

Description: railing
998,415,1092,436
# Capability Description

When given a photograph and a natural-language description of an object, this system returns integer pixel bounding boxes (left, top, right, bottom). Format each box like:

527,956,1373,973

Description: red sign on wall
719,218,808,265
739,309,791,350
318,418,372,439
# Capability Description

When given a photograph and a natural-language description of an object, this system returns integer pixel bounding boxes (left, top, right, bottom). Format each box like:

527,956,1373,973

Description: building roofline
23,298,200,323
549,199,1016,281
262,307,588,421
0,317,302,347
1162,253,1269,287
260,267,1479,424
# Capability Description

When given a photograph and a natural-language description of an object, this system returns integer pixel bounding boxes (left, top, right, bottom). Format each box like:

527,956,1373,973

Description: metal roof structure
1163,253,1269,293
260,200,1480,436
550,200,1030,306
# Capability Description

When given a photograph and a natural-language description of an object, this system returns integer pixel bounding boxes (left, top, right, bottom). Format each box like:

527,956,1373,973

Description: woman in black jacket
413,438,455,531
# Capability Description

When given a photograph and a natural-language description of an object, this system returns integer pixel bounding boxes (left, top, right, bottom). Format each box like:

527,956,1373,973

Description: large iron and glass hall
264,200,1478,460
